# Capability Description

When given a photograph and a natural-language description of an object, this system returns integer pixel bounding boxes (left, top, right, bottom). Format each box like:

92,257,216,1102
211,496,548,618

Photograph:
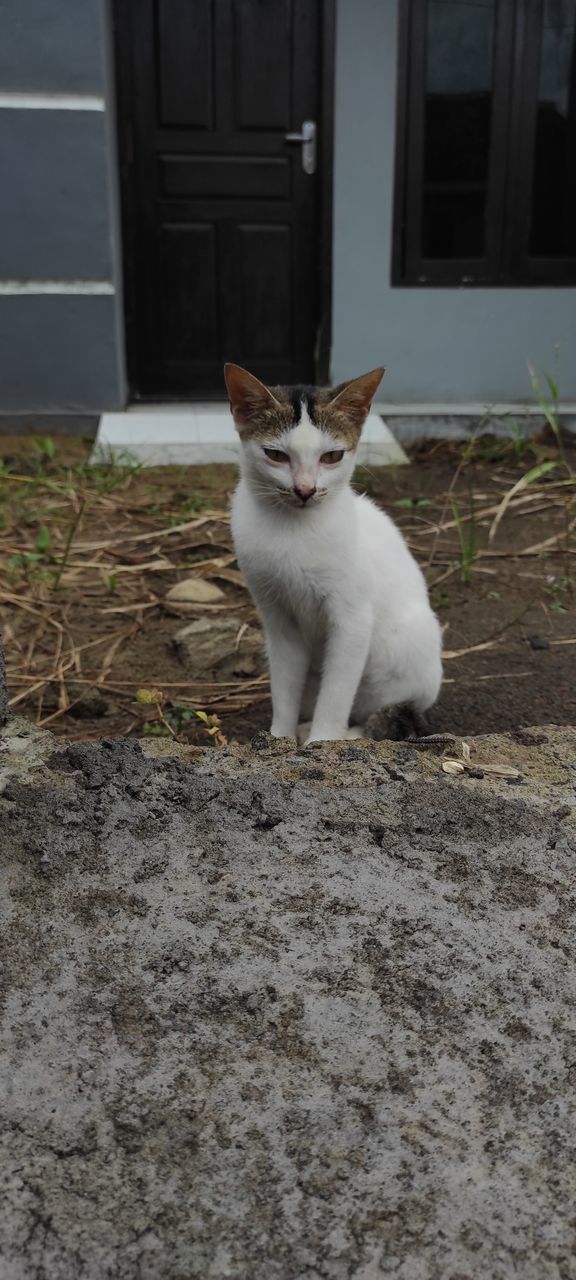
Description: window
394,0,576,285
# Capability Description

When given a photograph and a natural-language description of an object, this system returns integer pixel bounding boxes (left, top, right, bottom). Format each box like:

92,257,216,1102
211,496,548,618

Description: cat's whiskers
248,480,287,496
247,482,291,510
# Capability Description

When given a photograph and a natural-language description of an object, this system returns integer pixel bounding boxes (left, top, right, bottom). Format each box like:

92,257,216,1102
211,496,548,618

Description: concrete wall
331,0,576,404
0,0,126,412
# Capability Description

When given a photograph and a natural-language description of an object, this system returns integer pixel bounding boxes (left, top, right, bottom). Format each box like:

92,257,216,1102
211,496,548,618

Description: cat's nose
293,485,316,504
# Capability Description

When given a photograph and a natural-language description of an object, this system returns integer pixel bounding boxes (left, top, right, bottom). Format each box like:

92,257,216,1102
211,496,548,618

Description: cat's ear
224,363,280,433
327,367,385,430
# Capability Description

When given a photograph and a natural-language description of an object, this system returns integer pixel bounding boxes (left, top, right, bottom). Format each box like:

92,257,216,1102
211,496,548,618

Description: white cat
225,363,442,744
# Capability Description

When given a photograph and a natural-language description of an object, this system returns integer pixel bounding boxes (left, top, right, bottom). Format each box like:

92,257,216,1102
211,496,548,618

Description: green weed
136,690,227,745
544,575,572,613
30,436,56,471
8,551,50,587
528,364,573,478
451,495,477,585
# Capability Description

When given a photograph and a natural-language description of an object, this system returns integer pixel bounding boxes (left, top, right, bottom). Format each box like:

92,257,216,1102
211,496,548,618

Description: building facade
1,0,575,414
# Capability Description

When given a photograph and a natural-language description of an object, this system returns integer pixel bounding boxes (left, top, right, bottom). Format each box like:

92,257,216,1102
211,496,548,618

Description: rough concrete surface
1,716,576,1279
0,633,7,725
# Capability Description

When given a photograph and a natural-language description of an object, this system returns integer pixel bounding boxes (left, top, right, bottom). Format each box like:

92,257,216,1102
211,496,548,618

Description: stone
65,682,108,719
164,577,225,612
172,616,265,679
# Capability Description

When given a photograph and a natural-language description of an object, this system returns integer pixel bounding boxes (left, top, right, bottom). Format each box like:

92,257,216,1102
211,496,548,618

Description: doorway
114,0,335,399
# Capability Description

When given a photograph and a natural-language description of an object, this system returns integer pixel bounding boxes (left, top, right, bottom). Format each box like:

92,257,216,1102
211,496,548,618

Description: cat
224,362,442,744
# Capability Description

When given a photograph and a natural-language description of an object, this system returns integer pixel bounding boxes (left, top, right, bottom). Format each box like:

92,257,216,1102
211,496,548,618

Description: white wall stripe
0,281,114,296
0,92,105,111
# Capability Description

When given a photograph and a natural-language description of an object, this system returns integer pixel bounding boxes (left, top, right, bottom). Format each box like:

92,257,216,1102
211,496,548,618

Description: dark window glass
396,0,576,284
423,0,496,258
530,0,576,257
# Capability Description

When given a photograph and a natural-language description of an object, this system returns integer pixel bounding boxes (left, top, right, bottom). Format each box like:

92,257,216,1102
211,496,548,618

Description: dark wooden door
116,0,333,398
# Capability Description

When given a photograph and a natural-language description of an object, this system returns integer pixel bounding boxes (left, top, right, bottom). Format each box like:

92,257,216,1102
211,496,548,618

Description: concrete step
92,403,409,467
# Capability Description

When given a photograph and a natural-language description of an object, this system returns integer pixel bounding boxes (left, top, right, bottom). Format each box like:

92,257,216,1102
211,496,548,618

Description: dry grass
0,428,575,742
0,440,265,737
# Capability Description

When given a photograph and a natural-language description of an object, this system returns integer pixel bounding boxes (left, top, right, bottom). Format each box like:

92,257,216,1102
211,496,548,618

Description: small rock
526,634,549,651
513,729,549,746
66,684,108,719
173,617,265,679
385,765,408,782
165,578,225,612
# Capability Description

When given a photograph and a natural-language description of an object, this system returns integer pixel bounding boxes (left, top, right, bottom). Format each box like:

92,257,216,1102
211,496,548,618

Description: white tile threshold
94,405,409,467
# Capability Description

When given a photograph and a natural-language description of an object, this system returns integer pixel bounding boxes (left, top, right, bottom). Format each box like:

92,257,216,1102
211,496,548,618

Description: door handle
284,120,316,175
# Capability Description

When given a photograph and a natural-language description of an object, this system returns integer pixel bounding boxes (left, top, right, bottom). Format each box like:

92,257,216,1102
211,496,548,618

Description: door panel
118,0,329,397
160,156,292,200
156,0,216,129
235,0,292,129
237,224,292,361
159,224,219,365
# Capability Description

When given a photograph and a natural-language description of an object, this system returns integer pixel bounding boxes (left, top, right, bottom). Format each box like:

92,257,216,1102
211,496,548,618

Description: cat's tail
364,703,430,741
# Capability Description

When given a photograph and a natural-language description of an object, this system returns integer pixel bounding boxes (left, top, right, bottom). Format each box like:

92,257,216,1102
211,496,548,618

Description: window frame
392,0,576,287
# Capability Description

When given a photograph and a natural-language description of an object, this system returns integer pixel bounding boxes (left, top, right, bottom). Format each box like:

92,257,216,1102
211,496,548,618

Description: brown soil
1,432,575,743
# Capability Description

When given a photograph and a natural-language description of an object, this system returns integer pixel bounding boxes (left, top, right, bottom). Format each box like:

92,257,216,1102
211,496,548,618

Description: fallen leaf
477,763,522,778
442,760,466,775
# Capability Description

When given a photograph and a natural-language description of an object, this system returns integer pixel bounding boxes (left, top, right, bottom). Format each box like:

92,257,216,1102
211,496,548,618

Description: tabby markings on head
223,364,385,450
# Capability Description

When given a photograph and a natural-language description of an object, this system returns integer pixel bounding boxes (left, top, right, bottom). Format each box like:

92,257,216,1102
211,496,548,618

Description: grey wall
332,0,576,404
0,0,107,93
0,297,122,413
0,111,113,279
0,0,126,412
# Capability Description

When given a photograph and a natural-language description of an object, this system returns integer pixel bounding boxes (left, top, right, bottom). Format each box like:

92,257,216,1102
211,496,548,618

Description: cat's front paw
270,723,298,740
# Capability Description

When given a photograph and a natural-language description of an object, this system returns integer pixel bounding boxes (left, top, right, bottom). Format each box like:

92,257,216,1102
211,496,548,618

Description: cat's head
223,364,384,508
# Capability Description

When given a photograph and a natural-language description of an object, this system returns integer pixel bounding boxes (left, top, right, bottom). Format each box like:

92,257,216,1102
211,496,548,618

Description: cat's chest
232,484,352,618
237,522,335,615
244,538,324,603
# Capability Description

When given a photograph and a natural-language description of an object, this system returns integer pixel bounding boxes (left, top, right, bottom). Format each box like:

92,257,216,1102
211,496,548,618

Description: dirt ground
2,429,576,1280
1,432,575,743
1,714,576,1279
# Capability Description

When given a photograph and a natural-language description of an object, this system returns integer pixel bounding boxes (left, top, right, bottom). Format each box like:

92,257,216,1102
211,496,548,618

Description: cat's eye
263,447,289,463
320,449,345,464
